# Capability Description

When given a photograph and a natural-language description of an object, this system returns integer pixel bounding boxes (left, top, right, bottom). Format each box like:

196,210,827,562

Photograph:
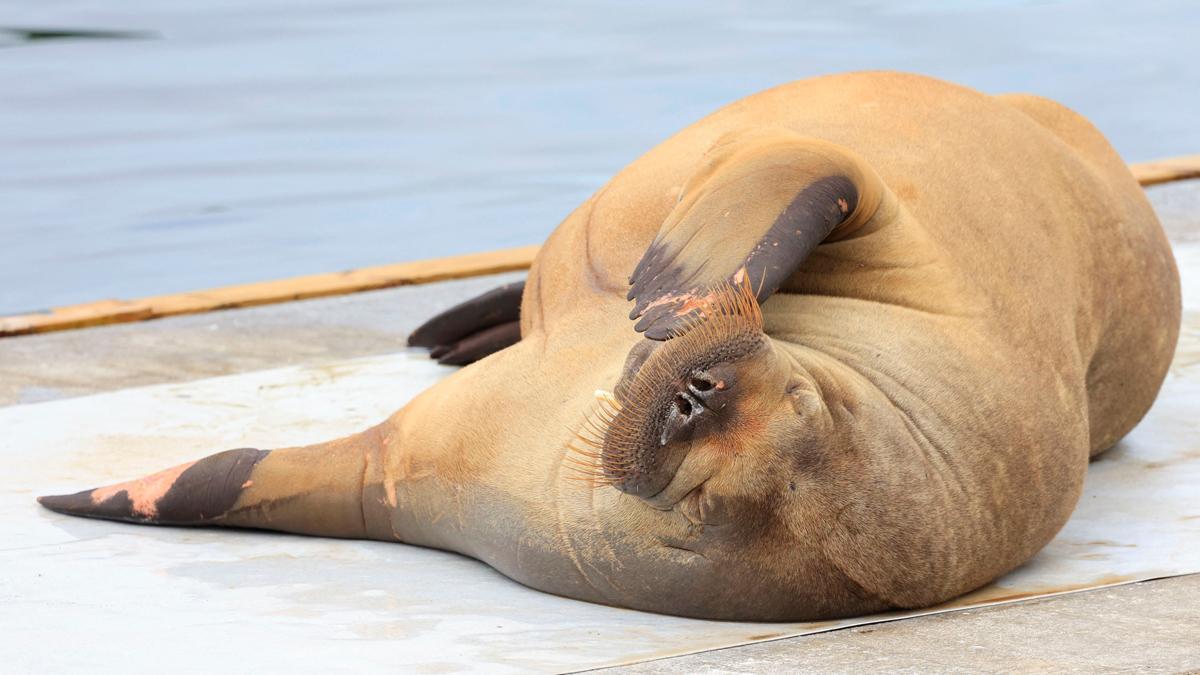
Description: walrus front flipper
39,428,383,540
408,280,524,365
628,134,883,339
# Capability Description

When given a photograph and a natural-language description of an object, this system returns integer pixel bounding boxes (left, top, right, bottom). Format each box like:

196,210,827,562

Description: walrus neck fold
566,281,767,497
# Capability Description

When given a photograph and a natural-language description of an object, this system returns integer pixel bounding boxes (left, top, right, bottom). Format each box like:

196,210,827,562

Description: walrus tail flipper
628,133,885,339
38,427,384,540
408,280,524,365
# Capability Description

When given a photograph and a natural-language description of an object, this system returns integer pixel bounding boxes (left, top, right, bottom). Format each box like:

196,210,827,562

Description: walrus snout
604,365,738,498
567,281,767,497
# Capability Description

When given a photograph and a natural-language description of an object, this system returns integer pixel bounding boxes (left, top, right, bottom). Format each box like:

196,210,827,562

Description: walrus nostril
686,369,734,412
675,395,693,417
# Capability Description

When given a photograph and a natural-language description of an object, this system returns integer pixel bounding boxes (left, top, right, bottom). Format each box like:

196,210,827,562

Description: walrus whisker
565,413,637,488
562,451,605,467
563,458,605,474
572,438,603,452
560,460,620,488
561,450,608,472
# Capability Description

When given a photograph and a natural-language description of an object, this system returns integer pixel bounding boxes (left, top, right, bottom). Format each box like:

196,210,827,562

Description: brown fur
40,72,1180,621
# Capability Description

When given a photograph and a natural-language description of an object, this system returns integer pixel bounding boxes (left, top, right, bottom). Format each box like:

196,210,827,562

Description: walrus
38,72,1181,621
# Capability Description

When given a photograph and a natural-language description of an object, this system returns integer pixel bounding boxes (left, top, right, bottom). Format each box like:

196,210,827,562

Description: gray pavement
2,182,1199,673
606,575,1200,674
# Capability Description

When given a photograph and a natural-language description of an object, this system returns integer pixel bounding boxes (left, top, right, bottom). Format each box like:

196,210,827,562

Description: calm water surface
2,1,1198,314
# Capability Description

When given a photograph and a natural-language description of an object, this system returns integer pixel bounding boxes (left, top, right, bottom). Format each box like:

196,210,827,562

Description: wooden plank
0,245,539,337
4,154,1200,339
1129,154,1200,186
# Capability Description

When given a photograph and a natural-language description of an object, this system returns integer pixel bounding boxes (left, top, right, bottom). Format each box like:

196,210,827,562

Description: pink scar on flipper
90,460,198,519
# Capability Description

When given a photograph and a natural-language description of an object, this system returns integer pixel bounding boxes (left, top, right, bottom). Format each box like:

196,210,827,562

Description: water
1,0,1197,315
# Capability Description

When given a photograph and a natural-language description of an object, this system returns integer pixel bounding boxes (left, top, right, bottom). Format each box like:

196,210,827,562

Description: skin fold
39,72,1181,621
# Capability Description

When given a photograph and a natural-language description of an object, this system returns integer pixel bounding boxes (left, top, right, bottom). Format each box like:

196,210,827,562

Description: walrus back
998,93,1182,455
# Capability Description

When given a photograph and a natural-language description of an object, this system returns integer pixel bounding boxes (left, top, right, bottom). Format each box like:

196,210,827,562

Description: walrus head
566,133,883,513
569,280,804,505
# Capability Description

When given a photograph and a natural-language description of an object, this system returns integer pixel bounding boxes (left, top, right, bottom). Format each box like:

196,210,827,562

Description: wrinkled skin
39,72,1181,621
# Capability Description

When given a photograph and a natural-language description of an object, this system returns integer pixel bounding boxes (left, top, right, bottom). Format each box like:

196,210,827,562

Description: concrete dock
2,179,1198,672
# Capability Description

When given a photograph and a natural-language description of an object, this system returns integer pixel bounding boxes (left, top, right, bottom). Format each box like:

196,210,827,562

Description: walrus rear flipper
408,280,524,365
628,133,884,339
39,428,382,540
